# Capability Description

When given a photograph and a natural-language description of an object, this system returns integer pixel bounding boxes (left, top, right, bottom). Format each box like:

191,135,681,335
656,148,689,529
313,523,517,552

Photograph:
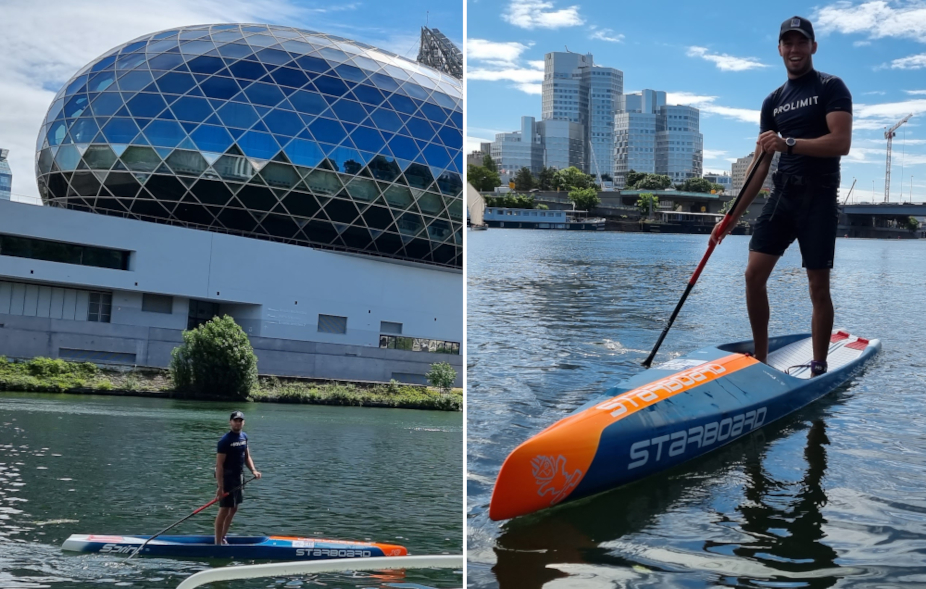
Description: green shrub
170,315,258,400
426,362,457,395
96,379,113,391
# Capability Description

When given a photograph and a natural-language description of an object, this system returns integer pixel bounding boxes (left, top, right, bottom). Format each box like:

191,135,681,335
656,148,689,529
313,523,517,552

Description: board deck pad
767,330,866,379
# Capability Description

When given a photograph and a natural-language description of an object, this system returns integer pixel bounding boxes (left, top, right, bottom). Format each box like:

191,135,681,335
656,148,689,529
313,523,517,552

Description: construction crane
885,114,913,202
842,177,856,206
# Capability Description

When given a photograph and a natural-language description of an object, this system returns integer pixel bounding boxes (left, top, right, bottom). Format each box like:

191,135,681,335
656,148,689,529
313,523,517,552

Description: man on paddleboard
215,410,261,545
711,16,852,376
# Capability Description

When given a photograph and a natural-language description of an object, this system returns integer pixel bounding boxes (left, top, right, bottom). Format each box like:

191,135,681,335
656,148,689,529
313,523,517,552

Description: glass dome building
35,24,463,268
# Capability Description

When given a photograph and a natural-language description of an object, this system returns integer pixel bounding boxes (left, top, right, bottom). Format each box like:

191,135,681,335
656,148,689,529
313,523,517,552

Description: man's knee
807,271,831,306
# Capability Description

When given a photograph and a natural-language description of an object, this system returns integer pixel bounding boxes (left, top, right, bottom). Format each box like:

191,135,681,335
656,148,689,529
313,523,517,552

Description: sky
466,0,926,203
0,0,461,202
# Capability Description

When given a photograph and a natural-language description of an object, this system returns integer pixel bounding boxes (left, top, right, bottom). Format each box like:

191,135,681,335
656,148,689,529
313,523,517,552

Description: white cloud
702,149,728,161
886,53,926,69
467,39,532,67
686,46,769,72
906,90,926,95
854,98,926,129
814,1,926,42
0,0,423,199
590,27,624,43
863,90,887,95
502,0,584,30
467,38,544,94
666,92,761,124
854,40,872,46
467,136,495,154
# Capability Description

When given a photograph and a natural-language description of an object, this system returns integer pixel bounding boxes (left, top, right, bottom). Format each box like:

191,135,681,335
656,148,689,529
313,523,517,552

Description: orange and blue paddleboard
489,330,880,521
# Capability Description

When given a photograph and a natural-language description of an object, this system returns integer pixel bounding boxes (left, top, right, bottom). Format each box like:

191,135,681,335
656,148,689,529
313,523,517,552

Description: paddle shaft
126,476,256,560
641,151,770,368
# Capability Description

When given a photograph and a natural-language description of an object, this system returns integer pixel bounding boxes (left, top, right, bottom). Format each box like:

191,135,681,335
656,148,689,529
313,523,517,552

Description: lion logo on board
531,455,582,505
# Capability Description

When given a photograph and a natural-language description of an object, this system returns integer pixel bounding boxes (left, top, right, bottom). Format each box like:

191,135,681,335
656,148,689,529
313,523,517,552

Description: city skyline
468,0,926,202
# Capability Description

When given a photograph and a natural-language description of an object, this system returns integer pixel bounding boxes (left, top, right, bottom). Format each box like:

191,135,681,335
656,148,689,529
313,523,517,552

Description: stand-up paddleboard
62,534,407,560
490,330,880,521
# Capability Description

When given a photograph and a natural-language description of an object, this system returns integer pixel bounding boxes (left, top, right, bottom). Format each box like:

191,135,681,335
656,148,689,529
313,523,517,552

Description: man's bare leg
745,251,780,363
219,506,237,543
806,268,833,363
215,507,230,544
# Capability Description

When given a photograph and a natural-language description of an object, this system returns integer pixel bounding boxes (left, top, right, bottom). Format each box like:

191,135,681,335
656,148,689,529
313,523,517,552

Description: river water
0,395,462,588
467,229,926,588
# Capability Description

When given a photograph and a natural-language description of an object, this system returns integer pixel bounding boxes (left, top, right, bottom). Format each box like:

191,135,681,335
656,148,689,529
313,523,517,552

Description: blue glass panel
90,55,117,72
216,101,259,128
90,92,124,117
200,76,240,100
126,93,168,118
181,40,216,55
437,171,462,196
262,109,303,137
191,125,234,152
148,52,185,70
187,55,225,75
387,94,416,114
121,40,147,54
152,30,178,40
203,114,221,126
64,94,90,118
254,48,292,66
350,126,385,153
155,71,197,95
388,135,419,161
295,55,330,73
171,96,214,122
329,99,366,124
419,103,446,125
217,43,253,59
147,39,179,53
143,120,186,147
47,98,65,122
422,143,451,169
251,120,270,133
432,91,456,110
47,120,68,146
69,117,99,143
404,117,436,142
334,64,367,83
289,90,328,115
269,67,309,89
436,126,462,149
329,145,362,173
66,75,88,96
228,59,267,81
309,117,347,145
102,118,141,143
242,82,285,107
88,71,116,92
55,145,81,171
228,127,246,140
369,108,403,133
450,111,462,129
116,52,147,70
403,83,429,101
313,75,348,97
238,131,280,159
369,73,399,93
212,31,244,42
352,84,386,106
180,29,210,40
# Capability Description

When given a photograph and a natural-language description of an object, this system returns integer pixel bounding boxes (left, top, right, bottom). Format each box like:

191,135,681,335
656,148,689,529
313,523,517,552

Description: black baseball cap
780,16,814,41
230,411,245,420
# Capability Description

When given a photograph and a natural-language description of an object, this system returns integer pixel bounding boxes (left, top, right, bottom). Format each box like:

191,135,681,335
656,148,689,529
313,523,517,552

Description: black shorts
749,172,839,270
219,475,244,508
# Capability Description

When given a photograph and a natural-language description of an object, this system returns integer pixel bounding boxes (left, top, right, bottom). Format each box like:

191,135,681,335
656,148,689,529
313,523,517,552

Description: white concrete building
732,152,780,194
0,199,462,385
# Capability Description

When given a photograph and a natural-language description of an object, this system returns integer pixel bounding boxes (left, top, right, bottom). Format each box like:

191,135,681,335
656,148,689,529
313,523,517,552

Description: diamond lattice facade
35,24,463,268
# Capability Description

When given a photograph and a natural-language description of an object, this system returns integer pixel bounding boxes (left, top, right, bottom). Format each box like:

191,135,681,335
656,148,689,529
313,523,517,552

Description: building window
88,292,112,323
142,293,173,314
188,300,220,330
381,321,402,335
318,314,347,334
378,335,460,355
0,234,130,270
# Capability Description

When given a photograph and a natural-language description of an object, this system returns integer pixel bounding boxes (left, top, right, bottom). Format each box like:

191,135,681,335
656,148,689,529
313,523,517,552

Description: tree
170,315,258,400
635,174,672,190
626,170,646,189
636,192,659,217
482,153,498,173
468,164,501,192
568,187,600,211
680,177,716,193
427,362,457,395
555,166,596,191
907,216,920,231
712,183,726,194
538,166,557,191
484,193,537,209
513,167,535,191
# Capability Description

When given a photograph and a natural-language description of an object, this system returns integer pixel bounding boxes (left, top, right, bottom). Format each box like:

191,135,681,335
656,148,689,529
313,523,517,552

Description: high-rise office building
490,116,543,183
0,150,11,200
732,152,779,193
613,90,703,188
537,120,585,173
